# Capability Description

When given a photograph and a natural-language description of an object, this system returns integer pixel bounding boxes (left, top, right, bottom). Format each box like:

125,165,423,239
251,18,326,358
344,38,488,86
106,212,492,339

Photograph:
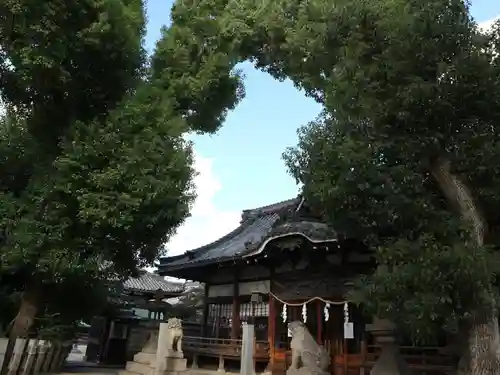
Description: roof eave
123,287,185,296
157,255,245,275
243,232,338,258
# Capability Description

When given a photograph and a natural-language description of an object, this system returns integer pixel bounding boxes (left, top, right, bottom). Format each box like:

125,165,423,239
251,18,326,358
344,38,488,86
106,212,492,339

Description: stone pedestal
120,318,186,375
163,357,187,375
366,318,409,375
121,331,159,375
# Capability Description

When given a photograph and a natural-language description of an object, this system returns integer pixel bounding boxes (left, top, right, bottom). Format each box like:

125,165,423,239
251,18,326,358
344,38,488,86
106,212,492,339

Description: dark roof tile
158,196,328,273
123,272,184,294
161,213,280,269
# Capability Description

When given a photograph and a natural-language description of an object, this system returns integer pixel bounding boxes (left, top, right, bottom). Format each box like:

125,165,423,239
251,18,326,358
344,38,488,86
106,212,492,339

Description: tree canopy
149,0,500,372
161,0,500,343
276,1,500,373
0,0,244,339
281,0,500,336
3,0,500,373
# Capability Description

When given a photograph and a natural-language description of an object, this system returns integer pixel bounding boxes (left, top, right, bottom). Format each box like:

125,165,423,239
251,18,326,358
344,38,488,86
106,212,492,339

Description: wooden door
326,304,365,375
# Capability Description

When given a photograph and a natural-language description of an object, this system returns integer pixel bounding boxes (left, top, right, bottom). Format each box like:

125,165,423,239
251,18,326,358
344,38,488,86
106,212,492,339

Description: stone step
118,370,141,375
126,361,154,375
134,352,157,365
120,367,188,375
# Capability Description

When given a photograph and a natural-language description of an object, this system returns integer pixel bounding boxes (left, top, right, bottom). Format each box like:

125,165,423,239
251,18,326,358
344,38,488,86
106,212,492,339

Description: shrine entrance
270,296,366,375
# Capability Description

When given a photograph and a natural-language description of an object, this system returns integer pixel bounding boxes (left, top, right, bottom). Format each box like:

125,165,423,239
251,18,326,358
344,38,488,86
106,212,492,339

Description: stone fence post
7,338,27,375
57,342,72,371
240,323,254,375
41,341,54,373
21,339,39,375
33,341,48,375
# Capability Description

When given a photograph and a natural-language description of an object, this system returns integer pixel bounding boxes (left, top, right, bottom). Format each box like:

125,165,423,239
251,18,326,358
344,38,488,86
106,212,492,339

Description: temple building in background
85,272,185,366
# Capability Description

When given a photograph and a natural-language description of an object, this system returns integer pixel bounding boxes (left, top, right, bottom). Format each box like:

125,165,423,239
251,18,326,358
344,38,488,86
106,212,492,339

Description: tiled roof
159,213,280,269
123,272,185,295
158,197,302,271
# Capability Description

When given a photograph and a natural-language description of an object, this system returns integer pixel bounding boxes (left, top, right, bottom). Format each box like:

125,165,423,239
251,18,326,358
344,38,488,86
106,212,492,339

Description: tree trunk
456,311,500,375
430,157,486,246
430,157,500,375
0,284,41,375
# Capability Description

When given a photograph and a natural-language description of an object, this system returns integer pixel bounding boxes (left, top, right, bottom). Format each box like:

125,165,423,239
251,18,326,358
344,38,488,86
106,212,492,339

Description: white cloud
479,16,499,32
164,153,241,256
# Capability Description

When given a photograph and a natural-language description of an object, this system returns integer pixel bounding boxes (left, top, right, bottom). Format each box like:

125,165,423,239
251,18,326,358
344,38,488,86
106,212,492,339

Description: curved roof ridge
158,196,302,270
182,215,258,257
175,196,300,257
241,195,301,221
243,230,339,258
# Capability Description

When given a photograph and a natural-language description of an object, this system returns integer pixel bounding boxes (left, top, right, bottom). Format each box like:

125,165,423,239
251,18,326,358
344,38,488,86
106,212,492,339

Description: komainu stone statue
166,317,183,353
287,321,330,375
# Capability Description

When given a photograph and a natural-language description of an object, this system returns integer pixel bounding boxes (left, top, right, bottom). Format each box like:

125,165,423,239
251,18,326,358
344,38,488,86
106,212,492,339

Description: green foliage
151,2,246,134
0,0,245,333
355,238,500,342
132,0,500,340
35,275,115,340
283,115,500,339
0,0,146,148
280,0,500,340
3,0,500,345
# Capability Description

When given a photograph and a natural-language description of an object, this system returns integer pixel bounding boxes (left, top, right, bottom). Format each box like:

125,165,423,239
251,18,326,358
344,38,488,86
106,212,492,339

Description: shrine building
157,196,452,375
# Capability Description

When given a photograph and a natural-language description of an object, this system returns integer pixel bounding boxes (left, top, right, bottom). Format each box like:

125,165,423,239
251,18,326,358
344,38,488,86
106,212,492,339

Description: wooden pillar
231,272,240,339
317,301,323,344
201,283,210,337
99,319,112,363
215,304,222,338
267,266,276,372
268,294,276,371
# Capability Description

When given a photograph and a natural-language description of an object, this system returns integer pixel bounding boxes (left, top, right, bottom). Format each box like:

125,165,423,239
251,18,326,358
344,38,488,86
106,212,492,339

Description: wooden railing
182,337,453,375
182,336,270,361
275,341,453,375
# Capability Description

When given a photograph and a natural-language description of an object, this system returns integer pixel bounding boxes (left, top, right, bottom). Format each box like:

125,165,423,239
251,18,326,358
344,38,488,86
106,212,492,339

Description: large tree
280,3,500,375
148,0,500,373
3,1,500,375
0,0,243,353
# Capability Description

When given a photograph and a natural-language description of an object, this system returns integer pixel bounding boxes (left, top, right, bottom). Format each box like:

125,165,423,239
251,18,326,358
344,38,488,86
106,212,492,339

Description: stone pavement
58,366,121,375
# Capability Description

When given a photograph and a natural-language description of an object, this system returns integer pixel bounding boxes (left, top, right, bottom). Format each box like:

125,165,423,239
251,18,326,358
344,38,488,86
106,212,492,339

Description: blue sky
146,0,500,254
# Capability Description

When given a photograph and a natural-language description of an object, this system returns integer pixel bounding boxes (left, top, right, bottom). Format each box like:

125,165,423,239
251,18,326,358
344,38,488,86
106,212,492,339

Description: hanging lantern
281,304,287,323
343,302,349,323
324,302,330,322
302,303,307,323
